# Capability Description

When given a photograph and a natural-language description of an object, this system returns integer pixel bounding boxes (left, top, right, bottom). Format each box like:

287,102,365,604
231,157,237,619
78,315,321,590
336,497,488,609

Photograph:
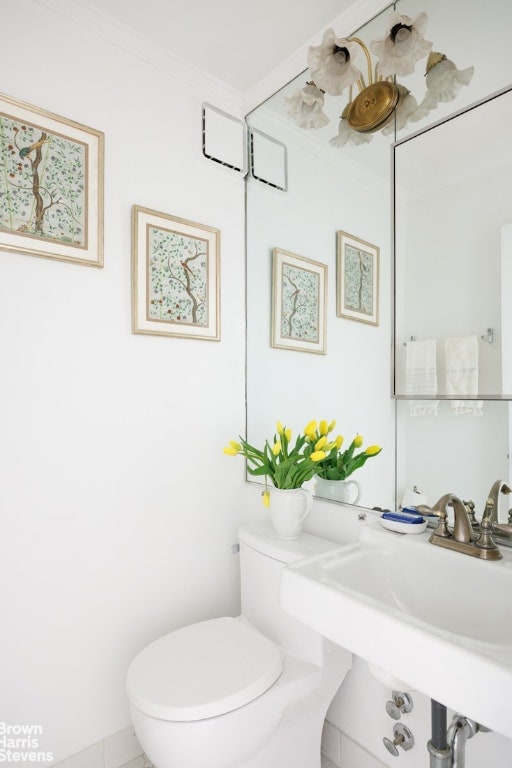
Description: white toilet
126,522,352,768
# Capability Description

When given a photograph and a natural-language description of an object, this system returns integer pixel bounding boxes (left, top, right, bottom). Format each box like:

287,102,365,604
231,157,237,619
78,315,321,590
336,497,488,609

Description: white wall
396,162,511,394
0,0,247,762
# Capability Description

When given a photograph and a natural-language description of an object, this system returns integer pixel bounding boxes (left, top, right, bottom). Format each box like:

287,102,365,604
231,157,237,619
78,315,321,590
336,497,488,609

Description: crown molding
32,0,246,115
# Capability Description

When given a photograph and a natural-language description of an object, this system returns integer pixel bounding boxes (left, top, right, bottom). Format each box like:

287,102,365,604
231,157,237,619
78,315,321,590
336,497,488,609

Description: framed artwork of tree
271,247,327,354
131,205,221,340
336,230,379,326
0,92,104,267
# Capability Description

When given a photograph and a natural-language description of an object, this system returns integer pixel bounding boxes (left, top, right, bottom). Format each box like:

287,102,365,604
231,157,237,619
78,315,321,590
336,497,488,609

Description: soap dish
379,511,428,535
380,518,428,534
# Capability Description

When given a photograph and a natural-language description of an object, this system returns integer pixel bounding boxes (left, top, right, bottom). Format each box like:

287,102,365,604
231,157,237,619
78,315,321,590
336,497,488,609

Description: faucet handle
434,507,452,539
416,504,450,535
482,497,495,520
475,518,503,560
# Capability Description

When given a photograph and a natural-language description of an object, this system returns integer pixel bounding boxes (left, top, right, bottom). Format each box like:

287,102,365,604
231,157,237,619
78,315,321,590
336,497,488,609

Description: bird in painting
19,135,49,158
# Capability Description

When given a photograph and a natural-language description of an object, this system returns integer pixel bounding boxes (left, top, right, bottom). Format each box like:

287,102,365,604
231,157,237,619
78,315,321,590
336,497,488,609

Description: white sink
279,523,512,739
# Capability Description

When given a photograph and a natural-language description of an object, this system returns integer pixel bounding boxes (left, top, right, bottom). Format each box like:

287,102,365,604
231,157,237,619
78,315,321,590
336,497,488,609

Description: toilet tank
238,522,338,666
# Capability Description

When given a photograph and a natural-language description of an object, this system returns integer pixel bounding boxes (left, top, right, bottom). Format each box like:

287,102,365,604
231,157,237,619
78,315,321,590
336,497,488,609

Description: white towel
405,339,439,415
444,335,483,415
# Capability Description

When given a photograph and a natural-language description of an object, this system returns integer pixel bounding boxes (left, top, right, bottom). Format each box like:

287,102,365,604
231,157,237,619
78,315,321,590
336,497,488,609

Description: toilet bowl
126,523,352,768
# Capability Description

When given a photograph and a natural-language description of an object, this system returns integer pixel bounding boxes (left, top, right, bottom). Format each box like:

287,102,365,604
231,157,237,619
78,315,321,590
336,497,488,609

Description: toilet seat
127,616,284,721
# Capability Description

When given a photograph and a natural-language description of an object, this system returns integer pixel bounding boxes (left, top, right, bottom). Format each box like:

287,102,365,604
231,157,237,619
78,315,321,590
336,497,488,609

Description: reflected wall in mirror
246,0,512,511
396,399,511,520
394,86,512,398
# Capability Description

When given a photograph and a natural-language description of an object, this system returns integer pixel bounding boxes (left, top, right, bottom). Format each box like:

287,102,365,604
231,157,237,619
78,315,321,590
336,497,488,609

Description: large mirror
246,0,512,512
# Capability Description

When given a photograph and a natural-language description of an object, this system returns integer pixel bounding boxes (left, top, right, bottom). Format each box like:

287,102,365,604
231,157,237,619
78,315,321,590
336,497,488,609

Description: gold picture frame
132,205,220,341
0,92,104,267
271,247,327,354
336,230,379,326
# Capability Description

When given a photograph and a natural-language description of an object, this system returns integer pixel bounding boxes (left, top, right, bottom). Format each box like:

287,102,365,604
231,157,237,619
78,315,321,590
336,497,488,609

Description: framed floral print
271,247,327,354
0,92,104,267
336,230,379,326
132,205,220,340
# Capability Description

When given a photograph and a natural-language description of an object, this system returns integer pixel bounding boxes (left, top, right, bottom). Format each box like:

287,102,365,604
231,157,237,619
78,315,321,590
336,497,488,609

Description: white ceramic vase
268,487,313,540
315,477,362,505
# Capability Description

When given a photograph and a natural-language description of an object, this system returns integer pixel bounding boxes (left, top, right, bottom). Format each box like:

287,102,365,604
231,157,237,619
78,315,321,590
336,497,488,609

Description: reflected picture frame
132,205,220,341
336,230,379,326
271,247,327,354
0,92,104,267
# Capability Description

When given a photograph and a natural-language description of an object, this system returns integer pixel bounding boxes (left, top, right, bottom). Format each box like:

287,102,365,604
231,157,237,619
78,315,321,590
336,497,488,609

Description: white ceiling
73,0,389,105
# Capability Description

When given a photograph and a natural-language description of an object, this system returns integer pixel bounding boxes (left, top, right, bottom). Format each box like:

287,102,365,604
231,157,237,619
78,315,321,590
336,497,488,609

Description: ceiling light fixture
286,11,474,147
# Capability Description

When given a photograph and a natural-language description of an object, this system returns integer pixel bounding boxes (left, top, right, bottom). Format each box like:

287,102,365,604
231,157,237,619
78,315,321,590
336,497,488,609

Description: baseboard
322,721,384,768
52,725,153,768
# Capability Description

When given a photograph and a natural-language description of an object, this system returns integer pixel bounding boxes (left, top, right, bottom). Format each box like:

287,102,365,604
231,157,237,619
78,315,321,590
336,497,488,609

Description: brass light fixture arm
349,36,374,88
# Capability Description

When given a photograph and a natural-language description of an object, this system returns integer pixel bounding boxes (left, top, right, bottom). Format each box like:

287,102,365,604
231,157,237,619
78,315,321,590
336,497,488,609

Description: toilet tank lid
239,522,338,564
126,617,284,721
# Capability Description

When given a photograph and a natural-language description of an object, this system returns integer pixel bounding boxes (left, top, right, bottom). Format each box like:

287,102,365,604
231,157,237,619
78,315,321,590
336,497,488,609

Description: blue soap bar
381,510,425,525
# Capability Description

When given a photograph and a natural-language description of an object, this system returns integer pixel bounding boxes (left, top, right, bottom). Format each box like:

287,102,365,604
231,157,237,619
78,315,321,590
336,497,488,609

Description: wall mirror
245,0,512,512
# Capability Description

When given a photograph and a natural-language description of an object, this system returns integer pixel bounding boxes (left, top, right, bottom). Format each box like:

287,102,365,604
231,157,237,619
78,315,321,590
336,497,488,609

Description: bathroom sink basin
280,523,512,739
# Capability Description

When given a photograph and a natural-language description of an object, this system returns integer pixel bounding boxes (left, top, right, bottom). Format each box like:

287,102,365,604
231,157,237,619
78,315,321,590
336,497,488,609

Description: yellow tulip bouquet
303,419,382,481
223,421,327,491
